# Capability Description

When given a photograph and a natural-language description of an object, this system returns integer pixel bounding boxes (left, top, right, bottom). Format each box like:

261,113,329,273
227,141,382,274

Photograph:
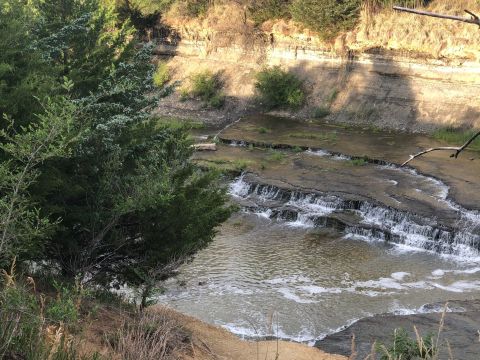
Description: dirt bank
80,304,345,359
159,306,346,360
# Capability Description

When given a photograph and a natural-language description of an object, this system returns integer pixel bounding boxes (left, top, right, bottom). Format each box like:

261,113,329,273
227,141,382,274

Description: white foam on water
263,275,312,285
228,140,247,147
305,149,331,157
277,287,317,304
391,271,410,281
332,154,351,161
253,208,273,219
297,285,343,295
431,280,480,293
285,214,315,228
354,277,405,290
228,175,250,197
432,269,445,277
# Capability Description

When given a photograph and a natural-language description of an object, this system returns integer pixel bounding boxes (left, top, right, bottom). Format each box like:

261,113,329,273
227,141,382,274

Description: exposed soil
79,304,345,360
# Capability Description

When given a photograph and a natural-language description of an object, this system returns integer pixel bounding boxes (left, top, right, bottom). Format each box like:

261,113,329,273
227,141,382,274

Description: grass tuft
432,127,480,152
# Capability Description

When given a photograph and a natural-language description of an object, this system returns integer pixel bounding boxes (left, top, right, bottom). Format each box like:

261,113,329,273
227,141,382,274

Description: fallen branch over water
401,130,480,166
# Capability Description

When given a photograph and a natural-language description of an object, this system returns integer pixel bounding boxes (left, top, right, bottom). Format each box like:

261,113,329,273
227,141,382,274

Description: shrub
153,62,170,88
313,106,330,119
249,0,291,24
188,70,225,108
208,93,225,109
255,66,305,110
290,0,361,40
45,282,81,326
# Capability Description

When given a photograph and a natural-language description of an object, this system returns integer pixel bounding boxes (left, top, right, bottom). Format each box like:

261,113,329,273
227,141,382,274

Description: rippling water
158,213,480,343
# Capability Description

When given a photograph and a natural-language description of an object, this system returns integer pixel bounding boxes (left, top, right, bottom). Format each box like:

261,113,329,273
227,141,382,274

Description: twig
401,130,480,166
393,6,480,26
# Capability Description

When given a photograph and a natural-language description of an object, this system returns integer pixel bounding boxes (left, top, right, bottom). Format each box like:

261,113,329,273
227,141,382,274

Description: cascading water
229,173,480,260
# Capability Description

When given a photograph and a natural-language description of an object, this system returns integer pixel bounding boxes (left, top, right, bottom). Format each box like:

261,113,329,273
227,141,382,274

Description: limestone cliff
155,1,480,132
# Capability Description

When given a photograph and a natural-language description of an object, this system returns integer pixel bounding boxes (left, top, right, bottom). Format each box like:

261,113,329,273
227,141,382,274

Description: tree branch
393,6,480,26
401,130,480,166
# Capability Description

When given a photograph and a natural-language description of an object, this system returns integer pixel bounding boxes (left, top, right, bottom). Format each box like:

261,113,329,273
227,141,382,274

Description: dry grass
109,309,191,360
352,0,480,60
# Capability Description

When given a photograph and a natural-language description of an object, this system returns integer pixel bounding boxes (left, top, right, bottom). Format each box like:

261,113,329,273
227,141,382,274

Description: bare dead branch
393,6,480,26
401,130,480,166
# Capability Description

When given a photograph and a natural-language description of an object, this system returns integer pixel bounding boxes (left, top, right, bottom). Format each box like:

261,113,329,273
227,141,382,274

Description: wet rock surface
315,300,480,359
218,115,480,211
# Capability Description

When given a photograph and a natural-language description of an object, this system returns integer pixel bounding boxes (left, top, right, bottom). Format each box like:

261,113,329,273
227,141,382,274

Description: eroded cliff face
156,2,480,132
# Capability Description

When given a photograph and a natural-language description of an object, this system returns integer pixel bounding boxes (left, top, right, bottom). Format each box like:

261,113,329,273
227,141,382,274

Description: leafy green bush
189,70,225,108
153,61,170,88
45,282,81,326
208,93,225,109
248,0,291,24
290,0,361,40
255,66,305,110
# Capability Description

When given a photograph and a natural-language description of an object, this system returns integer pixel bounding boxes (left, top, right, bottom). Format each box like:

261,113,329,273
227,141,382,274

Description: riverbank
80,302,345,359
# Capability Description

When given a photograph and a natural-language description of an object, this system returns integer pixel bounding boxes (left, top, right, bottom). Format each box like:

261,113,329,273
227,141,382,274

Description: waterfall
229,174,480,260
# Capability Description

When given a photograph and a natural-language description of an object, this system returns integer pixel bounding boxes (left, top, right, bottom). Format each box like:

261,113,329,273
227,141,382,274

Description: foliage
0,0,232,310
0,94,77,268
45,282,82,326
36,0,135,96
255,66,305,109
0,266,100,360
0,0,58,125
268,150,285,162
188,71,225,108
248,0,291,24
290,0,361,40
377,328,435,360
153,61,170,87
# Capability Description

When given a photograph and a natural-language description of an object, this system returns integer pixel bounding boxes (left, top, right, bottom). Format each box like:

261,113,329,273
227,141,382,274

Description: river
157,115,480,346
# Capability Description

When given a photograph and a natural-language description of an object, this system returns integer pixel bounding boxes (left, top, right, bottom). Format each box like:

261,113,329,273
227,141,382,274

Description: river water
158,178,480,344
158,116,480,345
